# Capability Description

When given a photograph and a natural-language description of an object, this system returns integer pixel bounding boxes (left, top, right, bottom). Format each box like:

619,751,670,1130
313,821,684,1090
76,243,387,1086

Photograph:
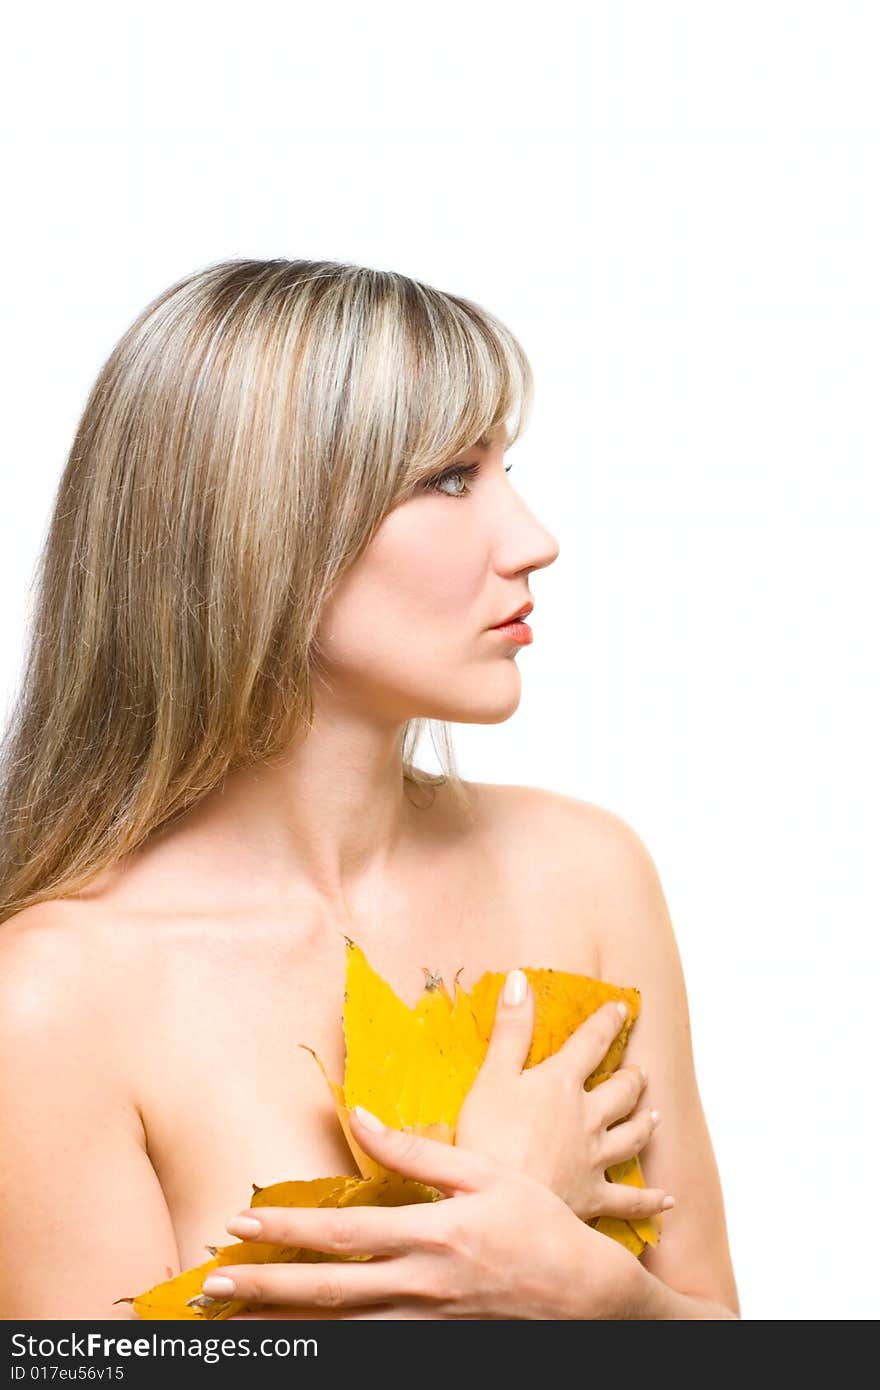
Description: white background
2,1,877,1320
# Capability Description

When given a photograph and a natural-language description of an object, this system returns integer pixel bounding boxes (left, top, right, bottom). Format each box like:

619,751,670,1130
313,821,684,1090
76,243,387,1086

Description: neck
175,701,422,919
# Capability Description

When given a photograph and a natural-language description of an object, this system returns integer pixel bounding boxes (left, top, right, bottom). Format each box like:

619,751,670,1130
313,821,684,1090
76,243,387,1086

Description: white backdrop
2,0,877,1321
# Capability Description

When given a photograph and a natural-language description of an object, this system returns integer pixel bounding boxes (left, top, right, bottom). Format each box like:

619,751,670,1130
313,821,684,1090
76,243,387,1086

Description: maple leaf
121,937,660,1319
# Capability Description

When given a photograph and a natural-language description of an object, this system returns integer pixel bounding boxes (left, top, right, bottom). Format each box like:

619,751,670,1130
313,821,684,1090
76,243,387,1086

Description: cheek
368,510,484,614
313,508,489,682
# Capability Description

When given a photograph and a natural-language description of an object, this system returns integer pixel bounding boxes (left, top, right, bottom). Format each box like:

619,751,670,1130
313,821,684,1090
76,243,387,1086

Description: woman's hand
454,969,672,1223
211,1108,641,1321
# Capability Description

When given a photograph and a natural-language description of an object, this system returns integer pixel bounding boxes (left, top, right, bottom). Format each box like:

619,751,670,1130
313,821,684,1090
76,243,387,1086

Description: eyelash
425,461,514,499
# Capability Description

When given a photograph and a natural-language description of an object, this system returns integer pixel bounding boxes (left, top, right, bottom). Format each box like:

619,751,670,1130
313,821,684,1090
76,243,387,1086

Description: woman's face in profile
312,429,560,725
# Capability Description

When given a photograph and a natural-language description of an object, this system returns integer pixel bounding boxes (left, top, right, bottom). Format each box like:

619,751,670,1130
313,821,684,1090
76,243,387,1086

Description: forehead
461,424,509,455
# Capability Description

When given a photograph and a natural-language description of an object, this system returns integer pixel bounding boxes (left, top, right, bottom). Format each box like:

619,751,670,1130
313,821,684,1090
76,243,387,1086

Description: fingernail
662,1195,675,1210
202,1275,236,1296
352,1104,385,1131
616,1002,628,1020
504,969,527,1005
650,1109,661,1125
226,1214,263,1238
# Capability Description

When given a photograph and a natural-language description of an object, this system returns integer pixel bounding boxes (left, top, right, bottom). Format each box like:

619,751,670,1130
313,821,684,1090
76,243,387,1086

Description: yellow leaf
121,1175,441,1321
465,967,641,1085
117,1176,354,1321
126,937,661,1318
317,941,659,1257
592,1216,647,1256
337,937,480,1135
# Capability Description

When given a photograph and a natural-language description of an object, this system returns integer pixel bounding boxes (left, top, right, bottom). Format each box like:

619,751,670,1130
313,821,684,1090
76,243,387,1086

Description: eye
427,463,479,498
424,461,513,499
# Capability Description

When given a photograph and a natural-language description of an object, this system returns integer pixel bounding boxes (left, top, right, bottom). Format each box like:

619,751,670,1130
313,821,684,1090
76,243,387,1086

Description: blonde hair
0,258,533,923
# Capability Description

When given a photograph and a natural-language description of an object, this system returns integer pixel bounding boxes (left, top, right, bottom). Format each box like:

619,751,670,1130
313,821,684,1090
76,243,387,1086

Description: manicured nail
226,1214,263,1238
352,1104,385,1131
662,1195,676,1210
650,1109,661,1125
504,969,527,1006
202,1275,236,1296
616,1002,628,1020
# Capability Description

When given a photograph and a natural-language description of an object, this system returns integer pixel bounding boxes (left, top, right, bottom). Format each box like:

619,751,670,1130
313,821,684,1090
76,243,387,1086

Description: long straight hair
0,259,533,923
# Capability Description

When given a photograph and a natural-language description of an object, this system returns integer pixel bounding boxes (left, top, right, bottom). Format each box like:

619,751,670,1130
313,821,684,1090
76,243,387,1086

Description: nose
493,492,560,577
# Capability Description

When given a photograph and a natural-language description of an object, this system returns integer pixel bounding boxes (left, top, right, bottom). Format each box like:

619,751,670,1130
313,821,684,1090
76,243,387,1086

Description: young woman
0,259,738,1320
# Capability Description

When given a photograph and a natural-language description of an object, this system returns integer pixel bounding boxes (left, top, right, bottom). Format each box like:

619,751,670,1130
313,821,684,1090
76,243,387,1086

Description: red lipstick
489,601,534,645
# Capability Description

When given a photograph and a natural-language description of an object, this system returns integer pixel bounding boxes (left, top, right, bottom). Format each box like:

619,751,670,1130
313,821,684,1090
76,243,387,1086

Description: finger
477,969,536,1078
348,1104,495,1194
602,1106,660,1166
230,1304,413,1320
200,1255,411,1310
589,1064,647,1127
336,1303,447,1319
597,1179,672,1221
549,1000,631,1082
232,1302,442,1320
230,1308,347,1320
225,1201,438,1258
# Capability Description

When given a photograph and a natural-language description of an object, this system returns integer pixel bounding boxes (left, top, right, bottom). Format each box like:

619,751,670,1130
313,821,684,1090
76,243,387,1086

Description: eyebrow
453,430,507,462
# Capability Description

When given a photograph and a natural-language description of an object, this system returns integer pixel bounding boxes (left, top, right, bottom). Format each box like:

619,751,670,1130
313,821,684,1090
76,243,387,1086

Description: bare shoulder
459,782,685,1019
446,782,656,971
460,777,635,830
0,901,138,1090
460,779,650,876
1,900,120,1009
0,902,92,1016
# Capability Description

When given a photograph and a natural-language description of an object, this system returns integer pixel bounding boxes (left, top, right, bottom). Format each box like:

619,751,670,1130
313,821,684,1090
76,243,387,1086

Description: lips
492,602,533,627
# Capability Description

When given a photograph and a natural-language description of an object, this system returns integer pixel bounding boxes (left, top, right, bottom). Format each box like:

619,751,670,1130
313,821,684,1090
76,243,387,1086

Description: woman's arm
0,920,181,1319
568,801,740,1318
621,1266,740,1318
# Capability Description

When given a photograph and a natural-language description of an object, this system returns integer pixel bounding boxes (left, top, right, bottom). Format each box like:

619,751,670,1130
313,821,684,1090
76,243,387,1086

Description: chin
401,660,523,724
469,702,522,725
426,684,523,726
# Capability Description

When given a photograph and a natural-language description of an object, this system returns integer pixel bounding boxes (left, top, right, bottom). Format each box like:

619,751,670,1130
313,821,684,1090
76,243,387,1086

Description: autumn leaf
124,936,660,1319
307,939,661,1251
116,1175,441,1321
